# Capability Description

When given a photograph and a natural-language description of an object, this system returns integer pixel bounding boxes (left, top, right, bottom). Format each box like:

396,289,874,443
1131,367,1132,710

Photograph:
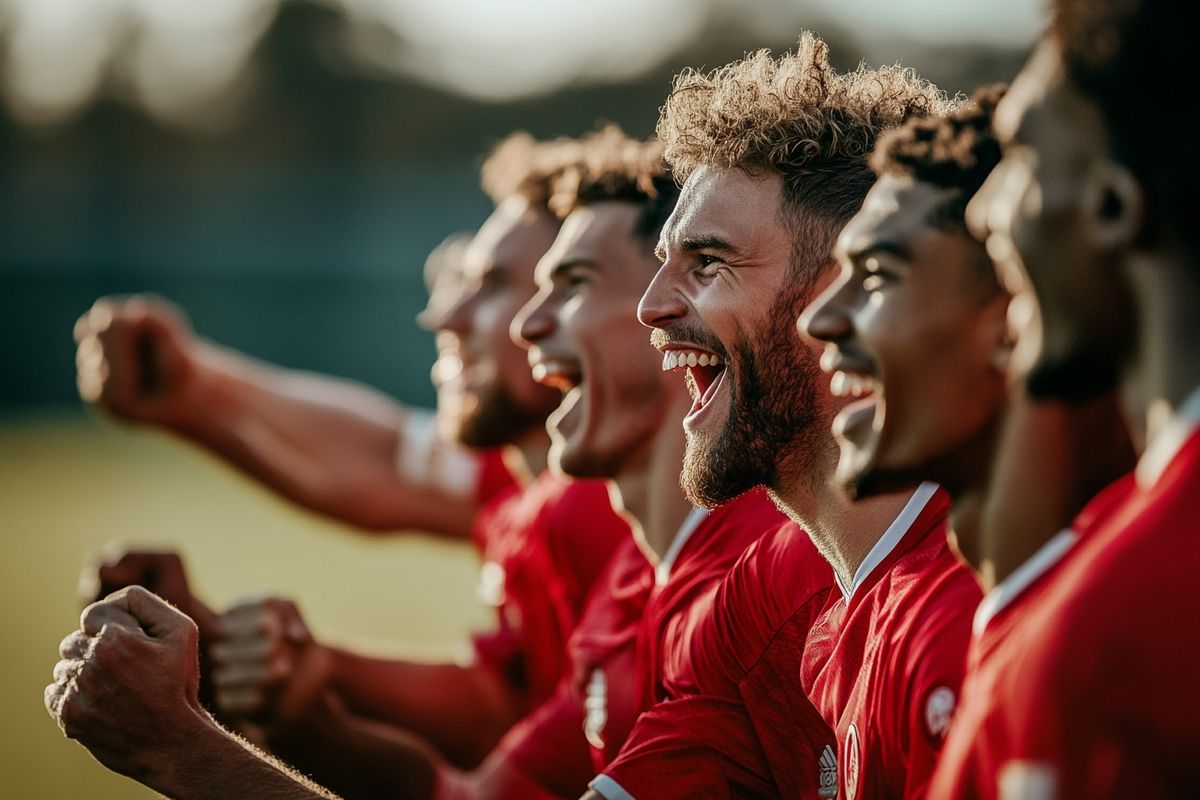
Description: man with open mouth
623,33,981,800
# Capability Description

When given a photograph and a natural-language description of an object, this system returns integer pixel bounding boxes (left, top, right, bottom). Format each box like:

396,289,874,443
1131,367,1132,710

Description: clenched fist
45,586,208,781
79,548,219,641
213,596,333,727
74,295,208,427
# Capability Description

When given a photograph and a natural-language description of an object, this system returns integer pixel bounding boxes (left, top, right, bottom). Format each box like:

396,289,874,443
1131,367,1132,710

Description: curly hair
870,84,1006,232
1053,0,1199,259
658,32,954,231
546,125,680,241
480,133,584,209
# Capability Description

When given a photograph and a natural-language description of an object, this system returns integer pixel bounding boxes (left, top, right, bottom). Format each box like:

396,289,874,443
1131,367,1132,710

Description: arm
45,586,340,800
212,597,523,768
74,295,482,538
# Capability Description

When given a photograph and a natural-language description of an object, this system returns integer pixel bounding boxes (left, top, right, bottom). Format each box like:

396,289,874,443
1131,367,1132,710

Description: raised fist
78,548,218,641
45,586,206,780
212,596,333,727
74,295,203,426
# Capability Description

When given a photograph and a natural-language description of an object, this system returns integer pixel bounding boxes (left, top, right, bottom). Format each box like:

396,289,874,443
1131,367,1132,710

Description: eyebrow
844,240,911,264
548,257,597,279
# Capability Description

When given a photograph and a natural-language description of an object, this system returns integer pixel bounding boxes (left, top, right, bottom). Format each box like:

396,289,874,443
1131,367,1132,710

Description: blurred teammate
921,1,1200,796
66,134,630,770
624,34,980,799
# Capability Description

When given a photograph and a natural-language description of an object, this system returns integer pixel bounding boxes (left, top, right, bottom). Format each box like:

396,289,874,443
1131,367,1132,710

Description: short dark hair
1053,0,1200,259
547,125,679,241
870,84,1006,232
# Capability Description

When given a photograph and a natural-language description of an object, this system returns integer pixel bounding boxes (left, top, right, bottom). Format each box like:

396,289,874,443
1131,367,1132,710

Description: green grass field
0,412,488,798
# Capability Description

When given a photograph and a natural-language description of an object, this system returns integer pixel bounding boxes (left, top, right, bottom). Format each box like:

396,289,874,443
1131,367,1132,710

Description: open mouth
829,368,882,446
531,358,583,393
660,346,728,425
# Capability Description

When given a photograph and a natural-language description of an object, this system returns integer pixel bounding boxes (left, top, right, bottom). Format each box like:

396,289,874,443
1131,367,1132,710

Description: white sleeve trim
396,408,478,498
589,774,638,800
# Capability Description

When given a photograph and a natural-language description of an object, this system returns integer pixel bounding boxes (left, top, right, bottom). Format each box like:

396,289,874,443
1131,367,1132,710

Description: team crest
818,744,838,798
924,686,957,739
843,723,861,800
583,668,608,750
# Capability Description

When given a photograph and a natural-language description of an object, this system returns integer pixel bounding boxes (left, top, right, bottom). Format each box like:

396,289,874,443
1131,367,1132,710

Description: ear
1082,160,1144,251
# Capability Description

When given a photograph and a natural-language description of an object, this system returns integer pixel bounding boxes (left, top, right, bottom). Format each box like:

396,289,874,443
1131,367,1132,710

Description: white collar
656,507,710,586
972,528,1078,636
835,482,939,602
1137,385,1200,490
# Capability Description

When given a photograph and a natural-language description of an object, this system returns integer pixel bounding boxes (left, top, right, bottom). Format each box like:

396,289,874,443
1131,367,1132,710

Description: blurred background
0,0,1038,795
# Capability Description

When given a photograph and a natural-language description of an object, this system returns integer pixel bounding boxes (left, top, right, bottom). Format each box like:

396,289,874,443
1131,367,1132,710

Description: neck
772,467,911,592
503,426,551,488
1125,249,1200,450
609,393,694,566
973,387,1136,590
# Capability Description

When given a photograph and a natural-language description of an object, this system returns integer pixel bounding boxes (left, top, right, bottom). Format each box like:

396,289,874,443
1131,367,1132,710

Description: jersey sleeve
599,696,776,799
493,676,597,798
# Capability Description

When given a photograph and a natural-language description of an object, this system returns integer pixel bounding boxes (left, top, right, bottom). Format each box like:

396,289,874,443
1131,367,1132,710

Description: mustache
650,324,729,361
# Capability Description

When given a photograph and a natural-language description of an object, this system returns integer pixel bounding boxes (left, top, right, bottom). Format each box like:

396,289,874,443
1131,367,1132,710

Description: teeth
831,371,847,397
660,350,725,371
831,371,874,398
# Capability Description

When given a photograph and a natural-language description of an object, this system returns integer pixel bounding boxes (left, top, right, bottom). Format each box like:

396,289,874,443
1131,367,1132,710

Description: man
60,133,630,773
924,1,1200,795
623,34,980,799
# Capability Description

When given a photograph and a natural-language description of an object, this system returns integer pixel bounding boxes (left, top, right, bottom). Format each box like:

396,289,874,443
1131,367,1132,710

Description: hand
78,549,219,641
45,586,209,782
74,295,203,426
212,596,333,727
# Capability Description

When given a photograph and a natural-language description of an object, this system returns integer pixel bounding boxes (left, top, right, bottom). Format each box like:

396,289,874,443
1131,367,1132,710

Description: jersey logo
583,668,608,750
998,760,1058,800
924,686,957,740
843,723,861,800
818,744,838,798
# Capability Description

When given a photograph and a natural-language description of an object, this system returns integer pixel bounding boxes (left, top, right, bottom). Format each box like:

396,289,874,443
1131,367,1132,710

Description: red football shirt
932,392,1200,800
470,472,630,711
801,483,978,800
596,521,836,799
498,489,784,797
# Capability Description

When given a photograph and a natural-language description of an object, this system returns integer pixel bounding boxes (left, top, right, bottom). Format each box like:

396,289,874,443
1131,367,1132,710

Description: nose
511,286,555,348
637,261,688,329
798,272,854,345
437,287,477,337
965,159,1008,244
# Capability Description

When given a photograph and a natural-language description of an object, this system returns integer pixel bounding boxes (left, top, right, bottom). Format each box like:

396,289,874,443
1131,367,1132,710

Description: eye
695,253,724,277
860,256,899,293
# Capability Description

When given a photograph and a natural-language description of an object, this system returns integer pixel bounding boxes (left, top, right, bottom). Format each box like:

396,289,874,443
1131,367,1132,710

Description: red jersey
931,393,1200,800
498,489,784,797
470,472,629,711
596,521,836,799
802,483,977,800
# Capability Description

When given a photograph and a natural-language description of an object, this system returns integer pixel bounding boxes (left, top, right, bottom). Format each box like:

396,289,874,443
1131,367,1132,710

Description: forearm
145,707,341,800
266,694,441,800
170,344,478,536
327,648,521,768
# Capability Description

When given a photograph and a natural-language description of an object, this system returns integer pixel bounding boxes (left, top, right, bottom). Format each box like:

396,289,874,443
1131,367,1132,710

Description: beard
452,383,547,449
680,284,834,507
